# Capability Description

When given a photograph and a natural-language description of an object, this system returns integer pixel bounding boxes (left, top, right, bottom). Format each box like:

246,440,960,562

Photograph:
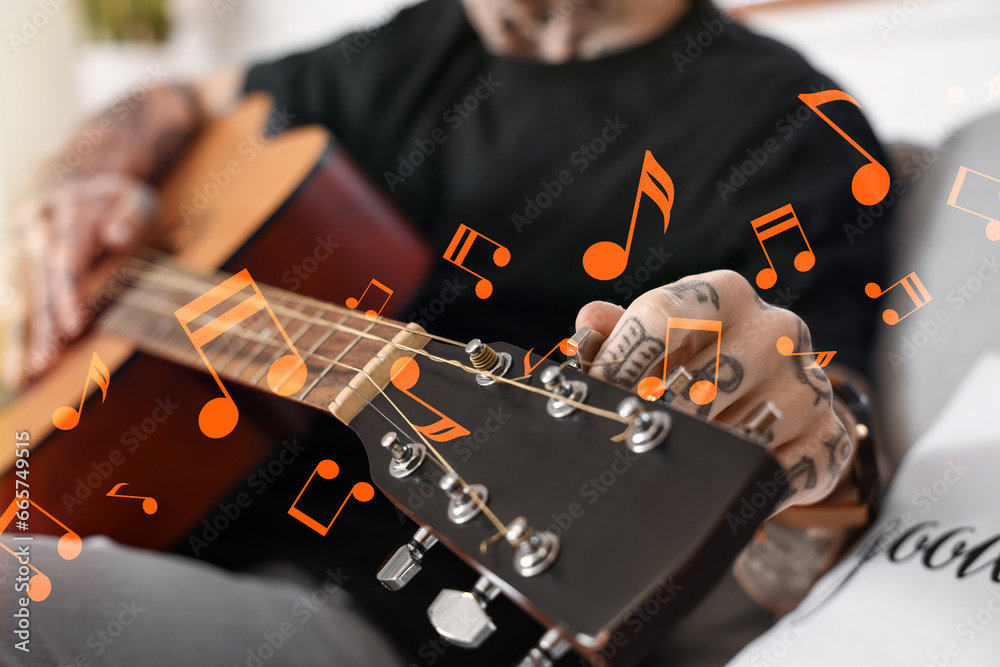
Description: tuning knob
439,472,489,524
427,575,501,648
377,527,438,591
540,366,588,418
616,398,672,453
516,629,572,667
738,401,783,443
381,431,426,478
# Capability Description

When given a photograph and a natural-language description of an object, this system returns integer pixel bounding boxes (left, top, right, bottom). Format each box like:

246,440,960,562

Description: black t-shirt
244,0,891,374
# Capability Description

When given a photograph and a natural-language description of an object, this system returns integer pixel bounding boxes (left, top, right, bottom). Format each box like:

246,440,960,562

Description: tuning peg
377,526,438,591
540,366,589,418
516,629,572,667
565,326,606,371
507,516,560,577
660,365,693,403
439,472,490,524
427,575,501,649
381,431,426,478
616,398,672,453
737,401,782,442
466,339,512,386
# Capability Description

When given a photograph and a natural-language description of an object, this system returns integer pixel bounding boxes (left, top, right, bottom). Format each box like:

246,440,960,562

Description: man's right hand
11,173,157,385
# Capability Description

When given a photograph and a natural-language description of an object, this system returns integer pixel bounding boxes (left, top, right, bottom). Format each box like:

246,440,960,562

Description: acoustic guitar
0,95,785,667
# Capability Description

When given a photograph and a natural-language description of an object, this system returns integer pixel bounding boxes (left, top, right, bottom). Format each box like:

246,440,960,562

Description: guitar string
119,261,631,426
131,251,468,348
103,286,519,542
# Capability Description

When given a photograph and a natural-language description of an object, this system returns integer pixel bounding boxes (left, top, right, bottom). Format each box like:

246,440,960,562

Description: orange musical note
174,269,308,439
390,357,470,441
523,338,575,375
583,150,674,281
346,279,394,319
776,336,836,369
106,483,158,515
750,204,815,289
1,499,82,601
946,166,1000,241
287,460,374,536
865,271,932,325
637,317,721,404
799,90,891,206
443,224,511,299
52,352,111,430
947,76,1000,105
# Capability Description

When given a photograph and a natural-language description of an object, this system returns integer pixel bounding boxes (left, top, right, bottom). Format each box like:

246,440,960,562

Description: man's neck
460,0,694,63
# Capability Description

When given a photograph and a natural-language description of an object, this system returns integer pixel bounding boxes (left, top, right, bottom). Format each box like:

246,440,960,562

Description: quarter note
52,352,111,430
174,268,308,439
750,204,815,289
346,279,393,318
947,76,1000,105
287,460,374,536
1,499,82,601
583,150,674,281
389,357,470,441
946,166,1000,241
776,336,836,369
523,338,575,375
799,90,891,206
106,483,158,515
443,224,511,299
637,317,721,404
865,271,932,325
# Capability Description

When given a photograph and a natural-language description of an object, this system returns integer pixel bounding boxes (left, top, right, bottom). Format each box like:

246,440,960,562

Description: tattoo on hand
688,353,744,417
786,456,818,498
821,424,851,477
600,317,665,386
661,279,720,311
787,321,832,407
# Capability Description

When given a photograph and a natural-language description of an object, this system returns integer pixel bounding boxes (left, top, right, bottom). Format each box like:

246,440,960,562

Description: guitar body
0,94,433,550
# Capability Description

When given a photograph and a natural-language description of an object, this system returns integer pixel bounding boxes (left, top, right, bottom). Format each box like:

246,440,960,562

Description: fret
295,312,350,398
246,300,313,388
300,319,378,401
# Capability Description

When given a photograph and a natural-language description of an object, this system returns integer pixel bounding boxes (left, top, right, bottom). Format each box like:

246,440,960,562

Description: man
6,0,890,664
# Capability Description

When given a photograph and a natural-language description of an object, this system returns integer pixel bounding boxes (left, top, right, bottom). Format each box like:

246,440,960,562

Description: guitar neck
97,259,431,426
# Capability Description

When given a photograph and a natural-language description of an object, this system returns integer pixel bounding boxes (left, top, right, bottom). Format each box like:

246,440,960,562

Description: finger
575,301,625,338
590,271,745,391
24,207,57,377
767,409,850,508
99,176,158,251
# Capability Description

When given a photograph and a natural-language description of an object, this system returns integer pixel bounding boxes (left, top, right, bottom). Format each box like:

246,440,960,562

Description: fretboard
97,259,429,424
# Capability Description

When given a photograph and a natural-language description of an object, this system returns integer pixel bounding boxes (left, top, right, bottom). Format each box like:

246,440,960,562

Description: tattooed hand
576,269,861,613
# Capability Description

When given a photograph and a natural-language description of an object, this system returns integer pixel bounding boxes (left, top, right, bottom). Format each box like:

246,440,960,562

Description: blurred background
0,0,998,440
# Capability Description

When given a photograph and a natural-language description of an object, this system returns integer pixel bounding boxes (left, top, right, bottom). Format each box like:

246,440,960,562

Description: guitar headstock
347,332,786,667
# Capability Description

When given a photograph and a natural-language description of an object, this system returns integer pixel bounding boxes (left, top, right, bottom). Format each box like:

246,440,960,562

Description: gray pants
0,535,407,667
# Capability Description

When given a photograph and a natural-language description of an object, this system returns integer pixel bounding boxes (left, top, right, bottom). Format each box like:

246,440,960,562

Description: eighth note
52,352,111,431
865,271,932,325
776,336,836,369
287,460,374,536
637,317,721,404
946,166,1000,241
583,150,674,281
1,499,82,602
390,357,470,441
346,279,393,318
174,269,308,439
947,76,999,105
799,90,890,206
750,204,815,290
443,224,510,299
107,483,158,515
